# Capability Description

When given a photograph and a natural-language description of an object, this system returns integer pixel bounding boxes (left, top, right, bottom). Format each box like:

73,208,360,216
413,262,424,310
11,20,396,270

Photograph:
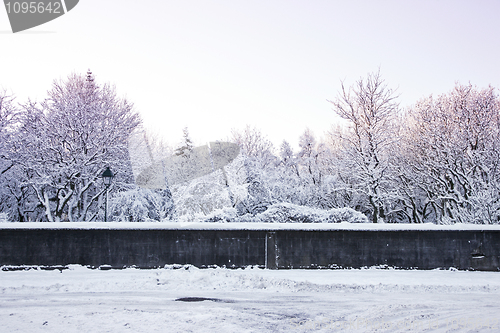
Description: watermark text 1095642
3,0,79,33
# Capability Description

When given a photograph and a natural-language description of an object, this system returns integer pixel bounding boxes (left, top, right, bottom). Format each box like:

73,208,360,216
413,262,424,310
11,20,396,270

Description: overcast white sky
1,0,500,149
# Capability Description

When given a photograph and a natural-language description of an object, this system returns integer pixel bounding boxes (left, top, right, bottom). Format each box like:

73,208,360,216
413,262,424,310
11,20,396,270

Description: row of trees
1,70,499,223
231,72,500,224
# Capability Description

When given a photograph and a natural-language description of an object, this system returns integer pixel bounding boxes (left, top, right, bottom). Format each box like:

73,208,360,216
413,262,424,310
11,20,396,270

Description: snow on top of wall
1,221,500,231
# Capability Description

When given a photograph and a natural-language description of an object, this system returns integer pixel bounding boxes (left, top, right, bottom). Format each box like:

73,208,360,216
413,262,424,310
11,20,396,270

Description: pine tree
175,127,194,157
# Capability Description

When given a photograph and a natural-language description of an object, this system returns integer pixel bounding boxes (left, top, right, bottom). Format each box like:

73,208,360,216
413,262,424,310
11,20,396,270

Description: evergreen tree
175,127,194,157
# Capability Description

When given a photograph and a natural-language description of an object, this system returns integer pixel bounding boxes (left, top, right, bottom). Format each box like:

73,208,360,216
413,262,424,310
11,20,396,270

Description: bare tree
328,71,400,223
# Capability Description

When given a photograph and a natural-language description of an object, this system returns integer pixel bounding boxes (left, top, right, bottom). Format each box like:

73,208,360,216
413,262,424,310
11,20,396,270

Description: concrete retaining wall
272,230,500,270
0,228,499,270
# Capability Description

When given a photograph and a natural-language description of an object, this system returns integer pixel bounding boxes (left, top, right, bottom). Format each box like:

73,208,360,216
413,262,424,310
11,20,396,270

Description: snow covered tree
272,140,300,203
404,83,500,224
289,129,333,208
231,125,274,164
297,129,321,186
231,125,276,214
0,91,23,221
170,168,233,219
15,71,141,221
0,91,18,163
321,127,355,210
328,71,400,223
300,130,337,207
279,140,295,167
174,127,194,157
0,91,19,178
122,127,174,221
110,186,173,222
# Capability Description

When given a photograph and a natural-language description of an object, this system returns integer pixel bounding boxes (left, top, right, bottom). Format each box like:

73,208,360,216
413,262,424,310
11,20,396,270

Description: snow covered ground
1,266,500,332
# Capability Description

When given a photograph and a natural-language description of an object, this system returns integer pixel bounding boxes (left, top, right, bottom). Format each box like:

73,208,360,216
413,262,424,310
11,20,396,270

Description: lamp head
101,167,114,186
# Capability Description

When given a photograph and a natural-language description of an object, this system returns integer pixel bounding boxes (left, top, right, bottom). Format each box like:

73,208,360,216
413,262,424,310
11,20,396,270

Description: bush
256,203,368,223
203,202,369,223
203,207,239,222
0,212,9,222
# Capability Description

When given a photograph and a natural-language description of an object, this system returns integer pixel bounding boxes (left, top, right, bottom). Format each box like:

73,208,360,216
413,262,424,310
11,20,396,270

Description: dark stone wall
0,228,499,270
275,230,500,270
0,229,266,268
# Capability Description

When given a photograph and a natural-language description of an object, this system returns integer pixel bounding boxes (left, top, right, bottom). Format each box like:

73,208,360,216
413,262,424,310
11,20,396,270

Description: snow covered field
1,266,500,332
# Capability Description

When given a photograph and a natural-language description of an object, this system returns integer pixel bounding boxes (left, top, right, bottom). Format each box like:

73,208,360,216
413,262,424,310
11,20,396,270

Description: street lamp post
101,167,114,222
